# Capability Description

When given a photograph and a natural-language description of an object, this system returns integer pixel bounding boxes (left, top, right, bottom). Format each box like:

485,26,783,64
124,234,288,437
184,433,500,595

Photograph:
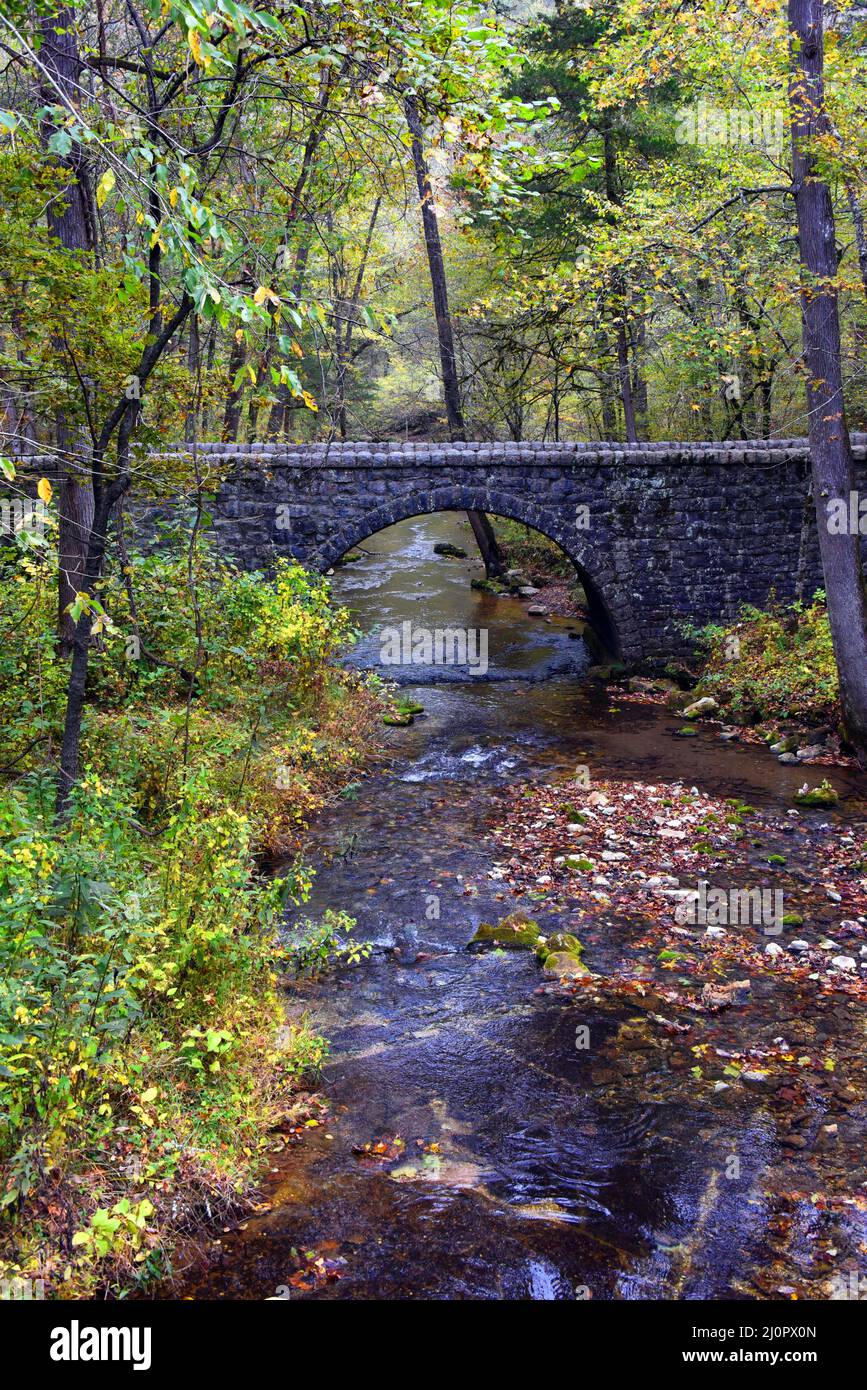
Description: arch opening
318,495,621,661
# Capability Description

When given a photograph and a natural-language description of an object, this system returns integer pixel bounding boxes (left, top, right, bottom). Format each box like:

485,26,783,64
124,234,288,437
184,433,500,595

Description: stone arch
313,484,623,657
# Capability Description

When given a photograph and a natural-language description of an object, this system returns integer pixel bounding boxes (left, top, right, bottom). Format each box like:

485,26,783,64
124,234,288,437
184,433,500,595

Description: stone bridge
138,435,866,665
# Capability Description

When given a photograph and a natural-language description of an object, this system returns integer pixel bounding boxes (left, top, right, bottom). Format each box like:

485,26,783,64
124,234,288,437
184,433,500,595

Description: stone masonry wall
9,437,867,665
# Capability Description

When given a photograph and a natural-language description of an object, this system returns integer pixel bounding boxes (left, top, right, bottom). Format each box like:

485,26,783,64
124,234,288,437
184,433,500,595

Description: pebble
831,956,856,972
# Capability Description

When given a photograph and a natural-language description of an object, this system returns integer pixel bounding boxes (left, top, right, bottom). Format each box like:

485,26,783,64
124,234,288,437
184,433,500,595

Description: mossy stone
542,951,590,978
794,780,839,808
470,910,541,949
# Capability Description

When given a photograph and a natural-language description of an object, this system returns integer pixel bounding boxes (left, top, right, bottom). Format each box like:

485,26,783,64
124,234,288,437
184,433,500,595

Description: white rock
765,942,784,957
831,955,856,972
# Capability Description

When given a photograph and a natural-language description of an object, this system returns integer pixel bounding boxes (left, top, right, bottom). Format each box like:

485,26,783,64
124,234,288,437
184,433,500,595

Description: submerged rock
542,950,590,978
469,910,541,950
433,542,468,558
535,931,587,977
794,780,839,808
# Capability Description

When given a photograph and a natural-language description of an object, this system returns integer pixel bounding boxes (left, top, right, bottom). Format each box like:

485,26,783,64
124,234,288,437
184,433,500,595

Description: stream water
182,514,867,1301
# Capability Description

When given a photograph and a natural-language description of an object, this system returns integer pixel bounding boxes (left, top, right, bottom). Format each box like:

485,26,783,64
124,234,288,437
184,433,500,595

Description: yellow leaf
140,1086,159,1103
37,477,52,504
301,390,318,412
96,169,115,208
253,285,280,307
188,28,204,66
290,339,303,358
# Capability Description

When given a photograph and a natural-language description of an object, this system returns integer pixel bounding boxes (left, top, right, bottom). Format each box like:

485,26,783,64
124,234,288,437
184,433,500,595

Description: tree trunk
184,314,200,443
404,91,504,577
789,0,867,759
616,312,638,444
38,4,97,655
222,333,246,442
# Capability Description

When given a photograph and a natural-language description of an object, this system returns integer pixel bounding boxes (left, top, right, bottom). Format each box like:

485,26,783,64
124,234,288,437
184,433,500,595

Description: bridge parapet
6,435,867,666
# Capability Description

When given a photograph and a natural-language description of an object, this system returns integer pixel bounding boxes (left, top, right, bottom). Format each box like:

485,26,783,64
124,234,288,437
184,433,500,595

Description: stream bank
175,513,867,1301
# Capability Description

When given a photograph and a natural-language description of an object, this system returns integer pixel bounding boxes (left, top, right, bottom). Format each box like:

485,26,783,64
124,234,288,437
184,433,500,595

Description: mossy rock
470,910,541,950
542,951,590,978
794,780,839,808
470,577,506,595
383,711,414,727
675,726,699,738
563,804,588,825
536,932,584,963
782,912,804,927
433,542,468,558
564,855,595,872
400,700,425,715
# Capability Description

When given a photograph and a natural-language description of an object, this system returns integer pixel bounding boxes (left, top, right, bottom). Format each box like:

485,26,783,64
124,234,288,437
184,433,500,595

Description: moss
767,854,787,866
470,910,541,949
564,855,595,872
794,779,839,808
535,931,584,962
542,951,590,978
782,912,804,927
692,599,839,727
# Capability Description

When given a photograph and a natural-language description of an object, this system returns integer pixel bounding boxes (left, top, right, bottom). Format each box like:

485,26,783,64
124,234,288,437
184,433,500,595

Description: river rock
681,696,718,719
469,911,541,950
796,744,825,760
433,542,468,558
542,951,590,979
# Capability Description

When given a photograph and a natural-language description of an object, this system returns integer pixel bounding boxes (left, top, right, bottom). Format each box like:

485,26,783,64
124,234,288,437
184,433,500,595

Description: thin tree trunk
38,4,96,654
332,196,381,440
404,91,504,576
616,312,638,444
222,333,246,442
266,68,335,439
184,314,200,443
789,0,867,760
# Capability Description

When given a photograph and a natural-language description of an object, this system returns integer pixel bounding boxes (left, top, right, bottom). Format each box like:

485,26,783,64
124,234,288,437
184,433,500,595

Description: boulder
681,696,718,719
542,951,590,978
469,911,541,950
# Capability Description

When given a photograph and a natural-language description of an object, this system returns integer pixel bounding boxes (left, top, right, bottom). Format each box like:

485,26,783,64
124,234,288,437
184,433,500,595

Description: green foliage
0,535,381,1294
284,909,372,978
693,597,839,725
492,517,573,579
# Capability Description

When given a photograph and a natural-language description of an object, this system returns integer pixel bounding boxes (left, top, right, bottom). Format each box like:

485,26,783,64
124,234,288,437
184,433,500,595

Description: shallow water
180,514,866,1301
